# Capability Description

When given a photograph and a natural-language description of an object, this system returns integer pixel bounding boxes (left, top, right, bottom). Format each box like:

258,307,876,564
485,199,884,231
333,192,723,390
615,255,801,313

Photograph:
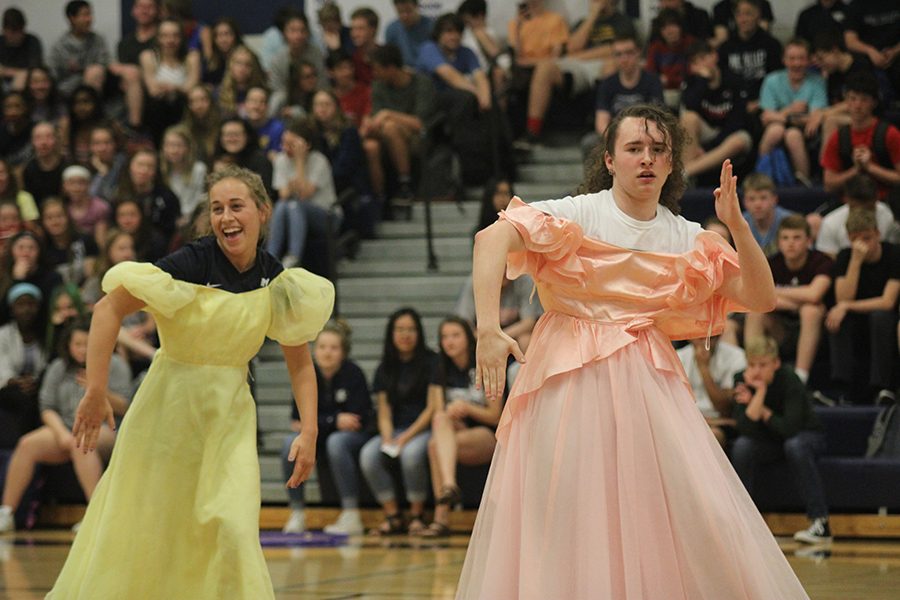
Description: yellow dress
46,262,334,600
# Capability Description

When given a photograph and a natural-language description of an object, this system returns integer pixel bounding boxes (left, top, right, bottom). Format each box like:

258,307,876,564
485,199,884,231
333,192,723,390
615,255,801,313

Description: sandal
407,514,427,536
420,521,451,538
369,512,405,536
437,484,462,507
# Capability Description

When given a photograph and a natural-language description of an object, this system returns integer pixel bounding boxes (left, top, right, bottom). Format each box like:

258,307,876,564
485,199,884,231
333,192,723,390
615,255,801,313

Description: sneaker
793,517,832,544
876,388,897,406
811,391,836,407
71,520,82,533
282,509,306,534
0,506,13,534
281,255,300,269
324,510,364,536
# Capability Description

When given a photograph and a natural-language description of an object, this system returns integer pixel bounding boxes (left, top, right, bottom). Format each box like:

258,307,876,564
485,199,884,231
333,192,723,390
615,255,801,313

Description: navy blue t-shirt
155,235,284,293
594,71,664,116
290,360,374,435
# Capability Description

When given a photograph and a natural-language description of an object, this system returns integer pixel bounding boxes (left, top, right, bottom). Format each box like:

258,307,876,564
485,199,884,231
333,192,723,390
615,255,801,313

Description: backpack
865,403,900,458
754,147,796,187
837,121,893,171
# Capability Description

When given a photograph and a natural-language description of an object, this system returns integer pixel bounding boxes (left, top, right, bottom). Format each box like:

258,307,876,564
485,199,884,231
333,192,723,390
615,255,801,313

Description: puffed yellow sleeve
101,262,197,318
266,268,335,346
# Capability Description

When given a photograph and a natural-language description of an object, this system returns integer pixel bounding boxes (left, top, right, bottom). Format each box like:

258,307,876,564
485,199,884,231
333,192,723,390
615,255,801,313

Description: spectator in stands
62,165,109,245
0,283,46,451
729,336,831,544
314,2,354,59
25,67,69,134
842,0,900,96
213,117,273,193
457,0,509,104
360,307,436,536
266,117,336,269
108,0,159,134
201,17,241,87
281,320,373,535
386,0,434,67
39,197,97,286
417,13,490,111
87,124,126,202
677,336,746,446
741,173,795,256
159,0,207,53
712,0,774,48
349,8,379,87
0,91,34,168
268,12,325,117
821,72,900,198
758,38,828,186
717,0,781,110
139,17,200,145
79,228,140,307
812,30,875,155
181,84,221,164
66,85,105,167
278,60,323,122
362,44,437,206
326,51,371,128
217,45,267,118
0,317,131,534
0,232,62,327
311,89,377,240
795,0,848,47
656,0,714,42
159,124,206,222
0,8,43,91
826,207,900,404
582,33,664,157
49,1,110,98
646,8,695,94
259,6,291,72
0,201,24,250
243,86,284,160
45,283,87,360
816,173,899,258
115,149,181,241
21,122,68,205
422,317,500,537
745,215,833,385
473,177,514,235
520,0,634,146
680,41,753,182
0,158,38,225
454,272,541,356
110,198,167,263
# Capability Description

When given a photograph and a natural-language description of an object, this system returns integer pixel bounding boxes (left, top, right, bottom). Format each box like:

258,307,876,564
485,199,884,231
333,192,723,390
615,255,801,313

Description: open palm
713,159,742,229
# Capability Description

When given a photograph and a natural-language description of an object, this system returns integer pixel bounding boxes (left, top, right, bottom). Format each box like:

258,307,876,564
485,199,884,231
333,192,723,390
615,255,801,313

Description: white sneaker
282,509,306,534
71,520,82,533
324,510,364,535
794,517,832,544
0,506,13,534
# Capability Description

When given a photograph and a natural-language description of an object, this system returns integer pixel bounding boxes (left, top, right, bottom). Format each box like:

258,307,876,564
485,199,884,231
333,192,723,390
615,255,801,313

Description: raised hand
713,159,742,230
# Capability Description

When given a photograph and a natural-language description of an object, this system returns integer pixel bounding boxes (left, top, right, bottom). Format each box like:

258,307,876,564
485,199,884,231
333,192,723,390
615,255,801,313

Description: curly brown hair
578,104,688,215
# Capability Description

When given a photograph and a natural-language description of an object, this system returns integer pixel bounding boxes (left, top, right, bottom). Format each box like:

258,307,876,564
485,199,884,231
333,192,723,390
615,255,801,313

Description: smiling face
0,203,21,234
438,26,461,52
314,330,345,372
208,177,268,269
243,88,268,122
89,127,116,163
63,175,90,202
783,43,809,82
220,121,248,154
605,117,673,203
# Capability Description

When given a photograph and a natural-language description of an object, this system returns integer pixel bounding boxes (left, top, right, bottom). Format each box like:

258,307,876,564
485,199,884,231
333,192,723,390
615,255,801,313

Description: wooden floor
2,528,899,599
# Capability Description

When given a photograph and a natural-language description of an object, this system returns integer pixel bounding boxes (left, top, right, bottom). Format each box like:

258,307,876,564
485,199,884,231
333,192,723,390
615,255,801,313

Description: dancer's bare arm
283,343,317,488
473,220,527,401
714,160,777,313
73,287,145,453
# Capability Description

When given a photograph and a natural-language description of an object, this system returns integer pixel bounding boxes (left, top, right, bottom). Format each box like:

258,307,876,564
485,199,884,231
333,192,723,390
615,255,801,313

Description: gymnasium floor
2,530,899,599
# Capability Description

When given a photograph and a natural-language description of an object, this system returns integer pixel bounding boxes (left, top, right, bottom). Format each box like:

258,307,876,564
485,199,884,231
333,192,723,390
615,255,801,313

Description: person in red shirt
821,71,900,198
646,9,695,91
326,51,370,128
348,7,378,87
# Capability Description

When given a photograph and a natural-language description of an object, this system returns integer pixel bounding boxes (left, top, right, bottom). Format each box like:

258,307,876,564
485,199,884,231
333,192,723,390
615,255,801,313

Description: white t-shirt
676,341,747,418
816,201,899,256
272,150,336,211
529,189,702,254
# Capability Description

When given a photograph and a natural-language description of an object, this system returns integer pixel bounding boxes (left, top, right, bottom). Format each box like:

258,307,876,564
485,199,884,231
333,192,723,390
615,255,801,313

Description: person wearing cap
0,7,44,91
62,164,110,246
21,121,69,205
0,282,47,451
0,231,62,327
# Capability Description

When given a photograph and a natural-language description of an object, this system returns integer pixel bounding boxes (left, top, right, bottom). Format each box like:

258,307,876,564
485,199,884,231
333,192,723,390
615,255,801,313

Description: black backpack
866,403,900,458
837,121,893,171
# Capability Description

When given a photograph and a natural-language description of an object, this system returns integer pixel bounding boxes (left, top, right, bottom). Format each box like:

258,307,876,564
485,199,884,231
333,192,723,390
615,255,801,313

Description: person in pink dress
459,103,810,599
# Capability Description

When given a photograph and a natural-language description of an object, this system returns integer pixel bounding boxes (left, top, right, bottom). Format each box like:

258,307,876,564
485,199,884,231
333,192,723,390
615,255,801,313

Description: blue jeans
266,199,336,262
281,430,372,509
359,429,431,505
730,430,829,520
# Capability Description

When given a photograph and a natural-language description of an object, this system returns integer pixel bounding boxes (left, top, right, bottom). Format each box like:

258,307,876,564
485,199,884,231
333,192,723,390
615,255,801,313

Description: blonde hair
200,165,272,237
845,206,878,235
744,336,779,359
317,318,353,356
218,45,266,116
742,173,776,194
159,124,199,185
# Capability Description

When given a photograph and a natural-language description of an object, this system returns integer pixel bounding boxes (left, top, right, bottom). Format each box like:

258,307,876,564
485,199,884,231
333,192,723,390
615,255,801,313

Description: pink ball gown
456,199,810,599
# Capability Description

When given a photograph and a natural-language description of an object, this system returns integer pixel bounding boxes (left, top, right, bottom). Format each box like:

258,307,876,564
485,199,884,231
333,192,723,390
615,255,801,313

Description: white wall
13,0,122,57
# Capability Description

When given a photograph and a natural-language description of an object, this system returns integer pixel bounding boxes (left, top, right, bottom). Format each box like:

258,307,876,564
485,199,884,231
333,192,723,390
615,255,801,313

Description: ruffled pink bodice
498,198,748,441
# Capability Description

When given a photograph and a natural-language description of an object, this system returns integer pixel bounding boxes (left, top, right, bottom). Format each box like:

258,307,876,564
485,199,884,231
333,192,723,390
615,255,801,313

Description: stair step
517,163,584,184
337,275,465,300
338,256,470,277
337,298,456,318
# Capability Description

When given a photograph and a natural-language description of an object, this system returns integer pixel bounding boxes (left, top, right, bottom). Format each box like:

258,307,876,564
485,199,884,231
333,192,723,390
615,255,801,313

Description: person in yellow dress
46,165,334,599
